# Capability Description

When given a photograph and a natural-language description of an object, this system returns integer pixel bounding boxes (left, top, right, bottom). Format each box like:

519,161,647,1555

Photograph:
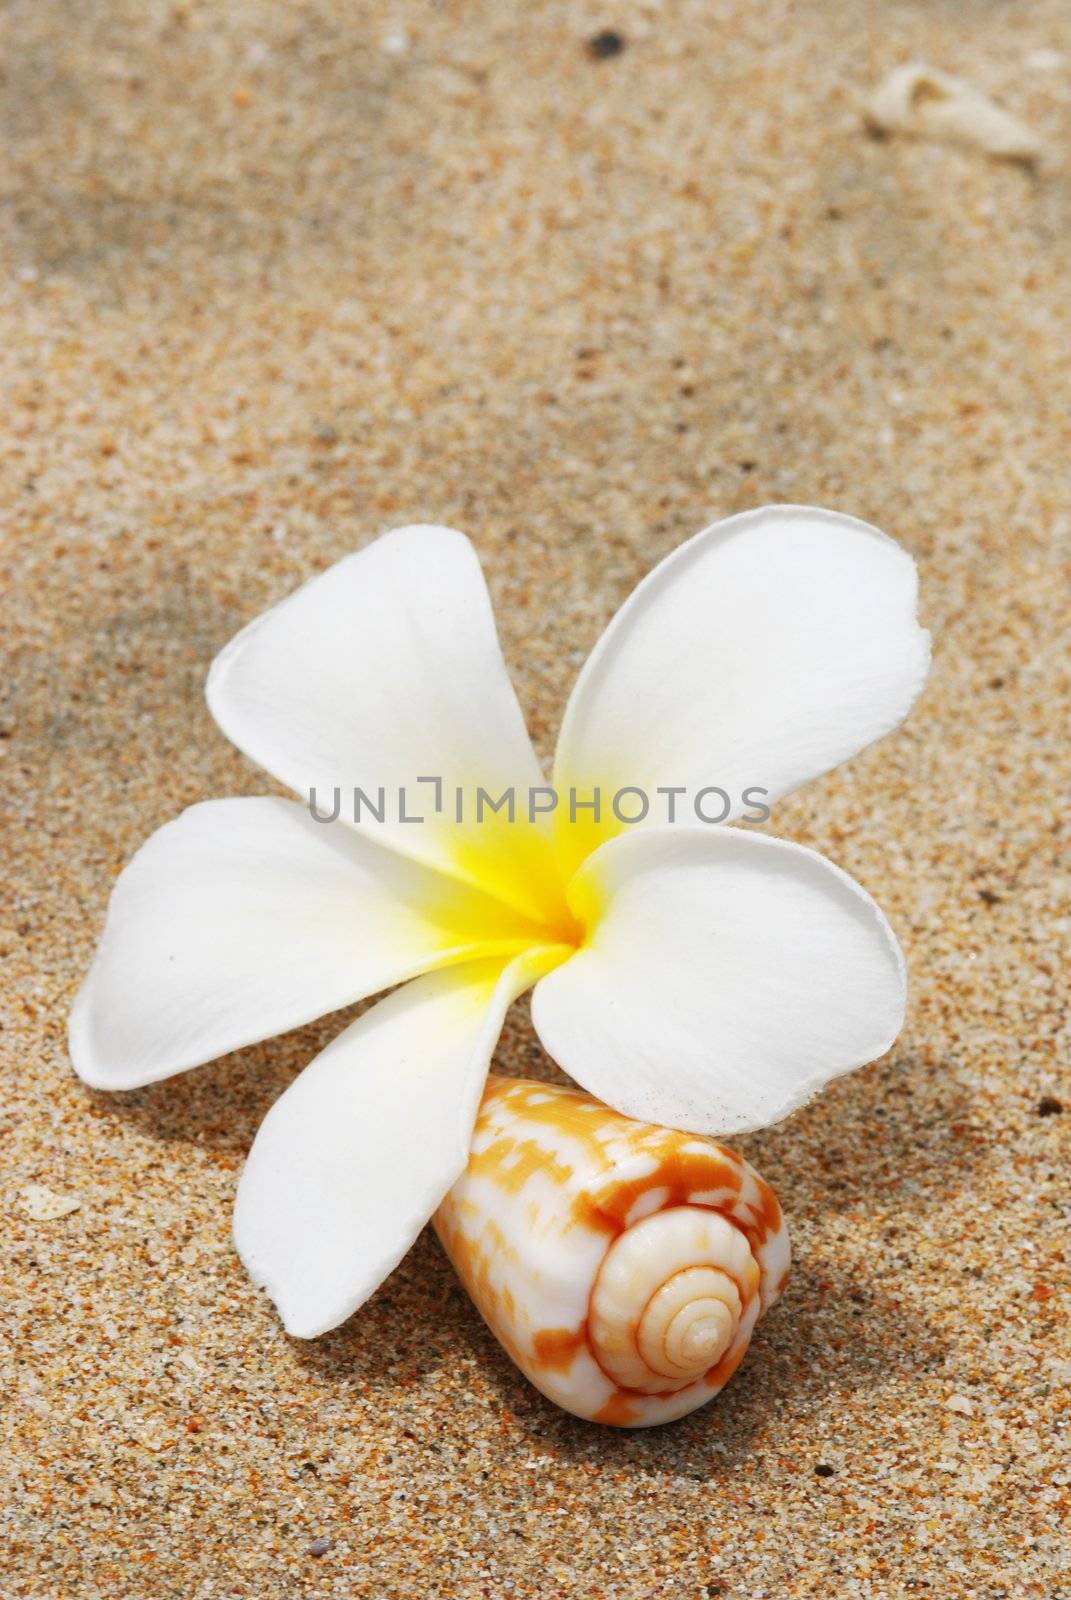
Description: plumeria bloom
71,506,929,1338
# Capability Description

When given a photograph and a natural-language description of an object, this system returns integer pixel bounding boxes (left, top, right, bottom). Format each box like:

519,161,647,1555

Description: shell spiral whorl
434,1076,790,1427
590,1207,756,1393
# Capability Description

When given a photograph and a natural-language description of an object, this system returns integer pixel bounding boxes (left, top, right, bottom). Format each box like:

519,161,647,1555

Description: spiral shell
434,1076,790,1427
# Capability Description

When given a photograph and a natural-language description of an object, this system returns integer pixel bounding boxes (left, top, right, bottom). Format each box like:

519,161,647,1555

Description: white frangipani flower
70,506,929,1338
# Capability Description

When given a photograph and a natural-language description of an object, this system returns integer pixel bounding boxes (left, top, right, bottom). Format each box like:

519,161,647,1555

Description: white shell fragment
434,1076,790,1427
865,63,1044,166
18,1184,82,1221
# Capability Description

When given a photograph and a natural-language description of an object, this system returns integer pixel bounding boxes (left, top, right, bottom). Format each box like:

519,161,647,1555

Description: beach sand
2,2,1068,1594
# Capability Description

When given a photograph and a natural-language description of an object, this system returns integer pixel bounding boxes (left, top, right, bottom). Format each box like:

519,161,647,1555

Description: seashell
864,62,1044,166
434,1075,790,1427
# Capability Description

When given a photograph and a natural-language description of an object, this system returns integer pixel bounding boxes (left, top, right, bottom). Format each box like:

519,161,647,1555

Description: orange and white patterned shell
433,1075,790,1427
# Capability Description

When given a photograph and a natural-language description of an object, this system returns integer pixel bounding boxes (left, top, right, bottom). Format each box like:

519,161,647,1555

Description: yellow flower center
431,781,619,970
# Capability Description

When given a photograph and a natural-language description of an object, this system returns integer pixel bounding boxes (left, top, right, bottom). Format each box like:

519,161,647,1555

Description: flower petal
552,505,930,872
531,826,906,1135
206,526,563,925
70,797,549,1090
233,949,560,1338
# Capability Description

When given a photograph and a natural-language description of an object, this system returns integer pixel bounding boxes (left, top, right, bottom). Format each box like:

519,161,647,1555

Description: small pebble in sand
308,1536,332,1557
587,30,626,61
814,1463,836,1478
1037,1095,1063,1116
18,1185,81,1221
945,1393,975,1416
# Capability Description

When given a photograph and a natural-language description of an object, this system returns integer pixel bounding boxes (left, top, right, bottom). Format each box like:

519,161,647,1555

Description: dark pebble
815,1463,836,1478
587,30,626,59
1037,1096,1063,1117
